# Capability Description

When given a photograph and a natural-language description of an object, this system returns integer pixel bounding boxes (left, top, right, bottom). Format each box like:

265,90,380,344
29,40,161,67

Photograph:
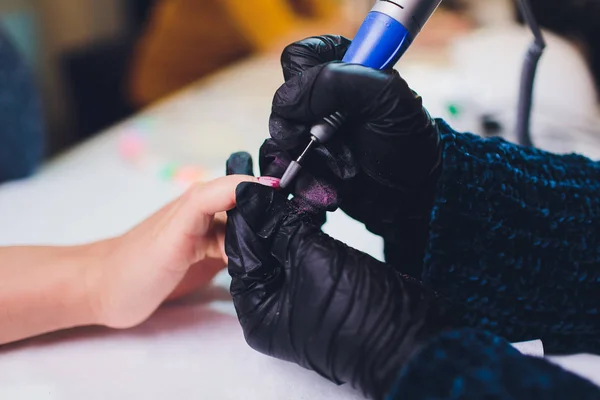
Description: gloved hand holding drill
225,35,600,399
262,35,441,275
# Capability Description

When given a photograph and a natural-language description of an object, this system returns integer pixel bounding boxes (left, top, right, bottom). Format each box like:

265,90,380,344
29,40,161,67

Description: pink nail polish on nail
258,177,281,189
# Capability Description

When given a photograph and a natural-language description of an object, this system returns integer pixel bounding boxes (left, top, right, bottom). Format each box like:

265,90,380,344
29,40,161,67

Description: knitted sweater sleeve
386,329,600,400
423,120,600,354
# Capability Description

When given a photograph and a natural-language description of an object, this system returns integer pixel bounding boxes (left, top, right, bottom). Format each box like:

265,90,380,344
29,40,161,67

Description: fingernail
257,177,281,189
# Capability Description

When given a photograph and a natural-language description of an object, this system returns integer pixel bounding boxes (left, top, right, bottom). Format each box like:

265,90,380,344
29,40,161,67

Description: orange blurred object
128,0,344,108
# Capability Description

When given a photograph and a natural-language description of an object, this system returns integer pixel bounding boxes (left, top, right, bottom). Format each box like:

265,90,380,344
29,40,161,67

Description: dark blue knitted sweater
387,329,600,400
384,123,600,399
423,121,600,354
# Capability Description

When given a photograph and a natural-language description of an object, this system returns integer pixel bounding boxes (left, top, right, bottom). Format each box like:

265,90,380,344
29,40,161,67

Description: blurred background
1,0,146,155
1,0,600,185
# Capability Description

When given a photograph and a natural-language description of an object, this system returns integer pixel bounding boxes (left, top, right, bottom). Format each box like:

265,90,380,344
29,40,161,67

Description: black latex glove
261,35,442,275
225,152,459,400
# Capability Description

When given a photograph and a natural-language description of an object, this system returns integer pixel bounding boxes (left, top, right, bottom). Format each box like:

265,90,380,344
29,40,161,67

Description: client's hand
87,174,256,329
225,153,459,400
261,35,443,274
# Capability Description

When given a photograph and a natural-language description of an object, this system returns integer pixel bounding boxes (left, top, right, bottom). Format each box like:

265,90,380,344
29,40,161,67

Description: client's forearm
0,244,104,345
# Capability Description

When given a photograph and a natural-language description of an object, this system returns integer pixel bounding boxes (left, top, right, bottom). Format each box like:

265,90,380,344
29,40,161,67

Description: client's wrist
77,239,119,327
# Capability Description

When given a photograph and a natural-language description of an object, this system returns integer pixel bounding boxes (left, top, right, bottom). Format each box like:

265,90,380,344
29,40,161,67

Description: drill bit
280,136,319,189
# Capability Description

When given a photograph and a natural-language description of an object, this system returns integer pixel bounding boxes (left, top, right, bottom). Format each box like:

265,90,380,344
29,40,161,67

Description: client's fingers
188,175,258,216
177,175,258,238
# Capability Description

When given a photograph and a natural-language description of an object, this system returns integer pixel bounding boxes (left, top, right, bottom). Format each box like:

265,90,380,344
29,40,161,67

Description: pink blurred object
118,133,144,160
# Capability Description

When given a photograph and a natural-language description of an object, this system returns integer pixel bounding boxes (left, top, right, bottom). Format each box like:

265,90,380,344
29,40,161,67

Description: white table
0,54,599,399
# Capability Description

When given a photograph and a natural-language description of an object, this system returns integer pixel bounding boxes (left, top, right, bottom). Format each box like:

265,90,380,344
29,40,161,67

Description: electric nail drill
279,0,443,189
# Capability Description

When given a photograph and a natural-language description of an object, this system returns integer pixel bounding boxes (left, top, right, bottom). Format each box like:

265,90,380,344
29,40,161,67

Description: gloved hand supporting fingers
225,152,280,294
230,182,451,398
225,173,322,316
281,35,351,81
225,202,283,328
227,182,310,298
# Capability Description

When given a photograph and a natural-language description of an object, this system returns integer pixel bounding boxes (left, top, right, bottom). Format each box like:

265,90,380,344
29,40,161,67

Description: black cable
515,0,547,147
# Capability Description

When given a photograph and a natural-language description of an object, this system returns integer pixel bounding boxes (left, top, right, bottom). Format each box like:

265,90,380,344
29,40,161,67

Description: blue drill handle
343,11,413,68
310,11,413,143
